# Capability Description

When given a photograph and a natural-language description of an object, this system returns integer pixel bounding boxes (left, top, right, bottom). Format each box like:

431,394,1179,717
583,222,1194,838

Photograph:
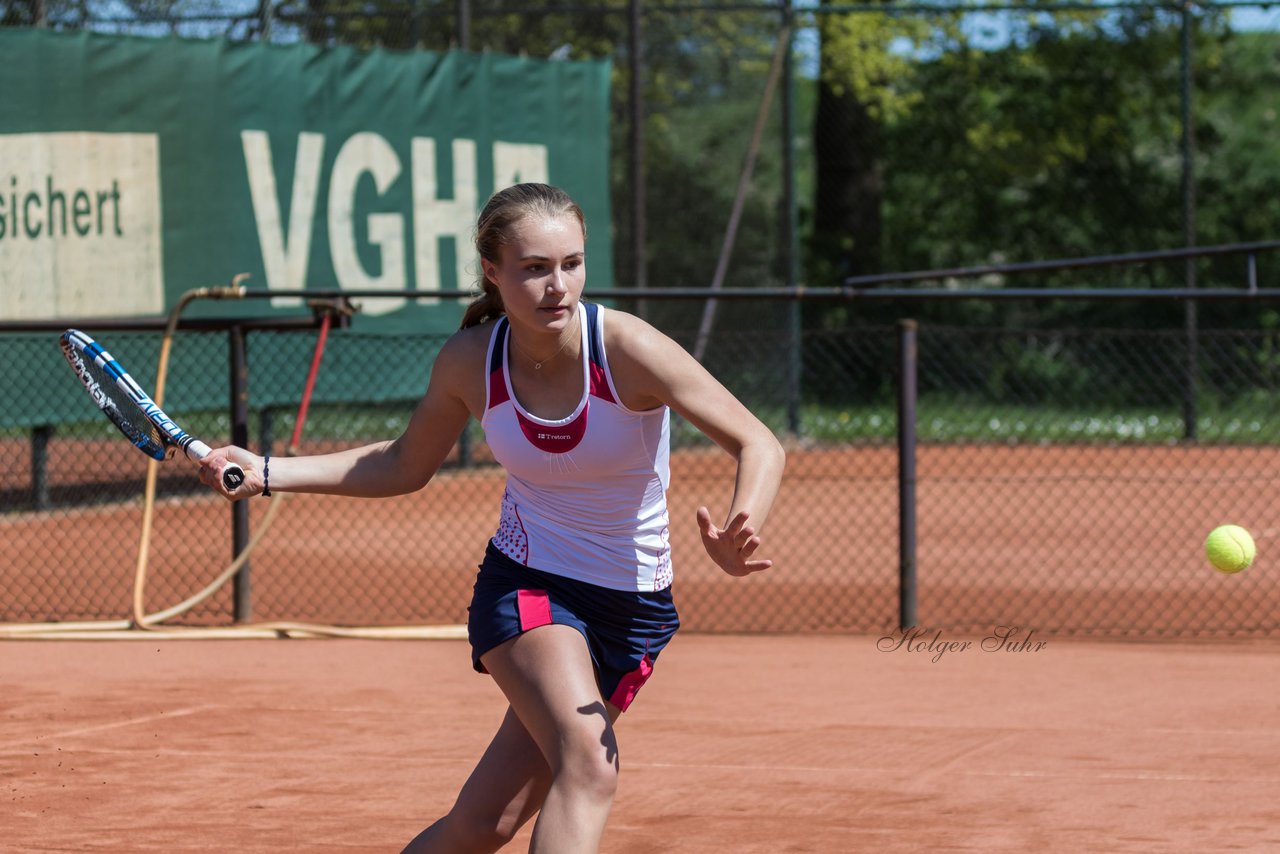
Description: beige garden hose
131,277,255,629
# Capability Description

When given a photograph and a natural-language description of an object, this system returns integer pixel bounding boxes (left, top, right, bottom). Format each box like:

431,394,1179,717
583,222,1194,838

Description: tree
813,5,1244,331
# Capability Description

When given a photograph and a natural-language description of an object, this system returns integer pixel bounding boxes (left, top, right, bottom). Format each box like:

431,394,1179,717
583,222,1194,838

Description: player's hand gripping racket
59,329,245,491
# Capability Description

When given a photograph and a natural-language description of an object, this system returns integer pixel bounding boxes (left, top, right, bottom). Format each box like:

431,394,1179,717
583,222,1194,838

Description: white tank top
480,302,673,591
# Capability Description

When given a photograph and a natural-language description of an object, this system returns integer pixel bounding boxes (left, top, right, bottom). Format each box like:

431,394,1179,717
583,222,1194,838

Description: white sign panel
0,132,164,320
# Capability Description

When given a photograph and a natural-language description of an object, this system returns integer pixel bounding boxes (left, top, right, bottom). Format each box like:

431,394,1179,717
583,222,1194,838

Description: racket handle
185,440,246,491
221,463,246,491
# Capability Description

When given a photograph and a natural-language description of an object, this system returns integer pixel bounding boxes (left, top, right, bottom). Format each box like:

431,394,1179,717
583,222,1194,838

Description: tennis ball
1204,525,1256,574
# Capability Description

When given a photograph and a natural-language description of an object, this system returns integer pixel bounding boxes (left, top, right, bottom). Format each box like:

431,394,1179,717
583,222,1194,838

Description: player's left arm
606,311,786,576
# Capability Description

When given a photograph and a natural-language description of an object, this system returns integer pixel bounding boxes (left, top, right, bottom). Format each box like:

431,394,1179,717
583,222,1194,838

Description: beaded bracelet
262,454,272,497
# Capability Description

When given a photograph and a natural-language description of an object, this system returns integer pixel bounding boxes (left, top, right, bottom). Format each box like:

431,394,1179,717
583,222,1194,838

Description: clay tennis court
5,634,1280,852
5,442,1280,850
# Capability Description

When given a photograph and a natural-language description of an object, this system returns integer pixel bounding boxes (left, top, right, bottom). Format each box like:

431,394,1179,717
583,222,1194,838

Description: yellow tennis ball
1204,525,1256,574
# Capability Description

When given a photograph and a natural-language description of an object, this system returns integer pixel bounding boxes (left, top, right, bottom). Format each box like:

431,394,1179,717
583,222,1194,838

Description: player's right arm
199,328,482,500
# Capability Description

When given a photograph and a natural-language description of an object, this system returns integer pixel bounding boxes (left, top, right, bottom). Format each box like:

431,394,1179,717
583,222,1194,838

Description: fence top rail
841,240,1280,289
836,287,1280,301
0,315,330,334
9,286,1280,335
116,284,1280,303
33,0,1260,24
5,238,1280,334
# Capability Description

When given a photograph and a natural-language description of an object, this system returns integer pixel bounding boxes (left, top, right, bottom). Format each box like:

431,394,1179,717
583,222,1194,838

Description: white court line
633,761,843,774
966,768,1280,785
630,761,1280,785
0,704,218,751
723,721,1280,738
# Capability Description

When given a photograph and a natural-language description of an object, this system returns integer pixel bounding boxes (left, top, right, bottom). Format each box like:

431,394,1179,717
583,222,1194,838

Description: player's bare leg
400,626,621,854
400,706,551,853
483,624,622,854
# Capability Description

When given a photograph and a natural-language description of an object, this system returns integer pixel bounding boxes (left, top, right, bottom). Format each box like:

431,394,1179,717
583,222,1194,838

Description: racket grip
221,463,246,491
185,439,246,492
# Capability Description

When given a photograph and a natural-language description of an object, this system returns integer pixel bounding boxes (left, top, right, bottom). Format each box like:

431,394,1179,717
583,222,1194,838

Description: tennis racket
59,329,245,491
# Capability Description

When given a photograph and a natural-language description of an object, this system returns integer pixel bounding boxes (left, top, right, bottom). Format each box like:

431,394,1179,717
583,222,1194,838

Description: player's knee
556,747,620,802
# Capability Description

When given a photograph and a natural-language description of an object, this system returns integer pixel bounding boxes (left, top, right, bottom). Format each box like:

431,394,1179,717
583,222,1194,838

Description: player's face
483,214,585,330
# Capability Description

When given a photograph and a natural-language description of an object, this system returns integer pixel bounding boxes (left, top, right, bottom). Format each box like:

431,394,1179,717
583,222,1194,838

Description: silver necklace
512,313,579,370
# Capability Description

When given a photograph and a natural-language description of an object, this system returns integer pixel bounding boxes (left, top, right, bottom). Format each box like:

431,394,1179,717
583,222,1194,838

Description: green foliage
1239,308,1280,391
880,9,1189,275
2,0,39,26
1197,31,1280,246
817,11,937,123
807,6,1280,333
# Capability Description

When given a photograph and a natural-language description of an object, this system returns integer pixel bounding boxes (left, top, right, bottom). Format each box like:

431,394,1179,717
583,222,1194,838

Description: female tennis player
199,182,785,853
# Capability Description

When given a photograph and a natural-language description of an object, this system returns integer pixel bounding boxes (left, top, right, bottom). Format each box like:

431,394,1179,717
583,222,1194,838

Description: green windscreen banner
0,30,613,332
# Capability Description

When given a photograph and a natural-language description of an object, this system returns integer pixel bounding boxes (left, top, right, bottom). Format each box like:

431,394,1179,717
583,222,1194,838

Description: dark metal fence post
897,320,918,631
455,0,470,50
259,407,275,458
458,421,473,468
782,5,802,435
31,425,53,510
259,0,273,41
629,0,647,318
229,325,252,622
409,0,423,48
1181,2,1198,441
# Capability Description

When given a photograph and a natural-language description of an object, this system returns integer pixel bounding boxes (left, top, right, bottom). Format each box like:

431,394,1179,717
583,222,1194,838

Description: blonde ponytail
460,278,505,329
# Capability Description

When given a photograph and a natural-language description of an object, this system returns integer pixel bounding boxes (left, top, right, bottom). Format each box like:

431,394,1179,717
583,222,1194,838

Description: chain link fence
4,302,1280,637
5,5,1280,636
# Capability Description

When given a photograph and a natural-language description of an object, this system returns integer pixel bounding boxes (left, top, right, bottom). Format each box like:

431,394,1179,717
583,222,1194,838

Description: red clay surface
4,634,1280,852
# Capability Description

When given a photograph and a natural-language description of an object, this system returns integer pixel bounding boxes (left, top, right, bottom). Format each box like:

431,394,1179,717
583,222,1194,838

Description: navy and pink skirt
467,541,680,712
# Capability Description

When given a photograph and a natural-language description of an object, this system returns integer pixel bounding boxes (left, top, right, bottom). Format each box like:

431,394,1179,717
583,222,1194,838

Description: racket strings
75,350,168,459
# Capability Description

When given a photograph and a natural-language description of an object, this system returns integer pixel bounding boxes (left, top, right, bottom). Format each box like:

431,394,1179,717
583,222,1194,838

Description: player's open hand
697,507,772,577
199,446,264,501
